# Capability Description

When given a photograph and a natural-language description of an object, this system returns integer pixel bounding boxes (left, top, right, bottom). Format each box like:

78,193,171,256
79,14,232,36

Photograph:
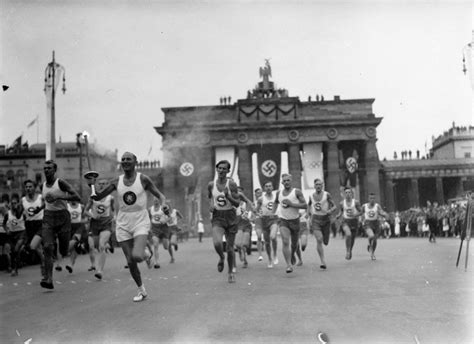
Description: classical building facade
0,141,118,199
381,125,474,211
156,63,383,222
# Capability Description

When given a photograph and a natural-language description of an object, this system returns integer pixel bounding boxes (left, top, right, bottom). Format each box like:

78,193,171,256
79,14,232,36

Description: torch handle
90,184,97,197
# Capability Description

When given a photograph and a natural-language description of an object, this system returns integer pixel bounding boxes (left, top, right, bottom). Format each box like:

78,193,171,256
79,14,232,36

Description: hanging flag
27,116,38,128
177,148,199,192
255,146,281,190
301,143,324,190
10,135,22,148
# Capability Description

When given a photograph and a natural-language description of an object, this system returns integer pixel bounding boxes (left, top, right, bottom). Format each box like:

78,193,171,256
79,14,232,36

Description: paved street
0,236,472,344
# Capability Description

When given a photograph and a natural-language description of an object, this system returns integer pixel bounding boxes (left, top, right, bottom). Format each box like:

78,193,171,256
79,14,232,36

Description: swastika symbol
309,161,321,169
261,160,277,177
180,162,194,177
346,157,358,174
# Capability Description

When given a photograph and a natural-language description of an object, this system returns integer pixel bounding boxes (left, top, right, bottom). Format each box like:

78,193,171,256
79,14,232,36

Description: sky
1,0,473,163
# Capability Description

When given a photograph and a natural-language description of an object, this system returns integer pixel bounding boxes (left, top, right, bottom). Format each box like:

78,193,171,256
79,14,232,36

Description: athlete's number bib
216,195,227,208
27,207,36,217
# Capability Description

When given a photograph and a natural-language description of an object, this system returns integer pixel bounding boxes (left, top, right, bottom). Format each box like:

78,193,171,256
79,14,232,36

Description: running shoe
243,261,248,268
232,267,237,273
273,257,279,265
40,279,54,290
345,252,351,260
258,256,263,261
217,259,224,273
320,264,327,270
133,290,147,302
94,272,102,280
65,265,73,274
228,273,236,283
371,255,376,261
55,266,62,272
88,266,96,271
296,260,303,267
286,266,293,273
267,262,273,269
154,264,160,269
170,257,175,264
11,270,18,277
146,253,153,269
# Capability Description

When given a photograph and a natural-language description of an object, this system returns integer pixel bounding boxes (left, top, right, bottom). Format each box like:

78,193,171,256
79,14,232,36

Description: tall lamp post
44,51,66,161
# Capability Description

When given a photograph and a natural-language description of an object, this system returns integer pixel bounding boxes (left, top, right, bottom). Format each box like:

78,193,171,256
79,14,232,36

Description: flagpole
37,115,39,144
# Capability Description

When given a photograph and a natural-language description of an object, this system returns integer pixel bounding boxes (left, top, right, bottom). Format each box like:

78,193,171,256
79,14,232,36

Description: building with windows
381,125,474,211
0,140,118,199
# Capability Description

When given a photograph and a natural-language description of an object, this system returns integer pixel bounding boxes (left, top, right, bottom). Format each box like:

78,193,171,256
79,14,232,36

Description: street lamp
44,51,66,161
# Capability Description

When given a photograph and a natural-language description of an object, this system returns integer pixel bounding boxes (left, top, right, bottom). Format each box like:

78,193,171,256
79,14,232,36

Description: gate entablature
155,60,384,223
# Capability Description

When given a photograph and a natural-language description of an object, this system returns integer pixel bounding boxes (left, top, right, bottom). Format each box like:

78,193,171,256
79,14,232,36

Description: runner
22,180,45,278
0,194,11,273
148,198,170,269
273,174,307,273
90,152,166,301
40,159,82,289
307,179,337,269
255,181,279,268
65,200,85,274
166,202,184,264
84,179,115,279
361,192,388,260
336,187,362,260
253,188,264,262
208,160,241,283
234,186,254,269
3,193,26,276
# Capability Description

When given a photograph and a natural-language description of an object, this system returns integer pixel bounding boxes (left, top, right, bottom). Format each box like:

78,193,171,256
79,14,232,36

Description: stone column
197,147,214,223
238,146,253,196
326,141,341,204
410,178,420,208
288,143,302,190
436,177,444,204
457,177,466,197
364,139,381,203
385,179,395,212
162,146,179,199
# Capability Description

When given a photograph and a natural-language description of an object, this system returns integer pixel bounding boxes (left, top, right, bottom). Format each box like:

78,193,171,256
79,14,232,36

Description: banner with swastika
255,146,281,190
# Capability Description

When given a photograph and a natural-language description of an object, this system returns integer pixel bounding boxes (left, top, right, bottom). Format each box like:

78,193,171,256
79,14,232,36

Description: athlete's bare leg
270,223,279,264
212,225,226,272
96,230,111,278
279,225,292,272
314,230,326,268
342,224,352,260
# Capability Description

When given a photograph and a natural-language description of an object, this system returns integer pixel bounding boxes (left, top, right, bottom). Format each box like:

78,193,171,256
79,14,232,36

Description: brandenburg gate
156,61,383,224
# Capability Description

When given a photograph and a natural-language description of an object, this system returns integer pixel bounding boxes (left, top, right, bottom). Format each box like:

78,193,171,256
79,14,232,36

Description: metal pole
77,134,83,199
51,51,56,161
84,135,92,170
